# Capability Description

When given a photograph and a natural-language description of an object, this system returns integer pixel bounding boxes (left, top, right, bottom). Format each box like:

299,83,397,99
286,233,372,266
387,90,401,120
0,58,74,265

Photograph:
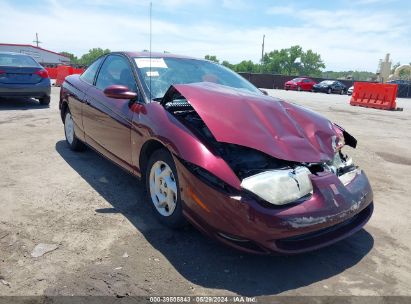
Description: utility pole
33,33,42,47
261,34,265,64
260,34,265,73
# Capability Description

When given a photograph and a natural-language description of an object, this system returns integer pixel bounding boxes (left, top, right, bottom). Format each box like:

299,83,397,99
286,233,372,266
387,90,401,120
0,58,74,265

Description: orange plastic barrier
45,67,58,79
55,66,85,86
350,82,398,110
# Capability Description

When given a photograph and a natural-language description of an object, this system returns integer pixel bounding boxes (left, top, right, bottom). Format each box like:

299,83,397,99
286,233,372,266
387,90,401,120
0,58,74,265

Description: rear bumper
0,79,51,98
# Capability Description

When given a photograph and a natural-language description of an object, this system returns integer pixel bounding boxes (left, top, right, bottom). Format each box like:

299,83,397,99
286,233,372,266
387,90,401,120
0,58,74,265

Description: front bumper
175,157,374,255
285,84,297,90
0,79,51,98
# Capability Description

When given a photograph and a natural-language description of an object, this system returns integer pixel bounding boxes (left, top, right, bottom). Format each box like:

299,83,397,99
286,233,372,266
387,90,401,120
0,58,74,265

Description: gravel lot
0,87,410,297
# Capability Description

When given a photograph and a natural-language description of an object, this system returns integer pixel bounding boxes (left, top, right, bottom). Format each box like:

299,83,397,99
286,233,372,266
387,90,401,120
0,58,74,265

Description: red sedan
284,77,317,91
59,52,373,255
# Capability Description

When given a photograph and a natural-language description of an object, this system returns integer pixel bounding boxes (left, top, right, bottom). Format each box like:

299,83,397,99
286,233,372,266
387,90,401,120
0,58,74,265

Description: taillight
35,69,49,78
0,70,5,75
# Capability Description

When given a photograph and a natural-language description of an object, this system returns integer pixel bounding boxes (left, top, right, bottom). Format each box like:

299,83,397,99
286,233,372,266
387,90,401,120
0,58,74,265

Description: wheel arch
139,139,168,179
60,101,68,122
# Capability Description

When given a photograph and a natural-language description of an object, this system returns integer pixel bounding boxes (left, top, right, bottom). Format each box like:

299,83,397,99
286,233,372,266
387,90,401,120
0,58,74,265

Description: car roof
122,51,199,60
0,51,28,56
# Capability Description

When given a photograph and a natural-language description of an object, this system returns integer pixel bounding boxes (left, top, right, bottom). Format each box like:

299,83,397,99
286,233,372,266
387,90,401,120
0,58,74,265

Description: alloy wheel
65,112,74,145
149,160,178,216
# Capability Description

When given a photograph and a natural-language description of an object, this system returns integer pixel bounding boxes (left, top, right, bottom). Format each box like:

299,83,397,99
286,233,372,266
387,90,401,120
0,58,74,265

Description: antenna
149,1,152,101
33,33,42,47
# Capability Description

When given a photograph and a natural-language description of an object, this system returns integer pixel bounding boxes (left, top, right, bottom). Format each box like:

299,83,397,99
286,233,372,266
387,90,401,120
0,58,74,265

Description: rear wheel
297,86,302,91
145,149,185,228
64,109,85,151
340,89,345,95
39,96,50,105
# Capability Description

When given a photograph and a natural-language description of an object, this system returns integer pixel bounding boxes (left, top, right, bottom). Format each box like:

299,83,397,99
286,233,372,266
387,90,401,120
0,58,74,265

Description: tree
207,45,325,76
391,62,401,73
232,60,259,73
78,48,110,66
284,45,303,75
260,45,324,76
60,51,78,64
204,55,219,63
300,49,325,77
321,71,375,81
261,49,288,74
221,60,234,69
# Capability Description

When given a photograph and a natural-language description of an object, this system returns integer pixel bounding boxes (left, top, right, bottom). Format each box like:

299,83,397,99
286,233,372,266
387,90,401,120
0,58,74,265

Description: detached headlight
240,167,313,206
332,124,345,151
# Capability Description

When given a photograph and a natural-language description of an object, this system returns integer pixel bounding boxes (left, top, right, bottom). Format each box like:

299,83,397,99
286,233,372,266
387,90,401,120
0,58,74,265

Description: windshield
320,80,334,85
134,57,262,99
292,78,303,82
0,53,39,67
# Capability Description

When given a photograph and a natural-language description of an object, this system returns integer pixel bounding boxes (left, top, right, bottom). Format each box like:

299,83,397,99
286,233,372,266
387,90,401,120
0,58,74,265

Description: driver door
82,54,138,171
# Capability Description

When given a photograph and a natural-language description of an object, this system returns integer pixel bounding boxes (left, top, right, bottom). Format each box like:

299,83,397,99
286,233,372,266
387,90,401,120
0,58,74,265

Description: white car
347,86,354,95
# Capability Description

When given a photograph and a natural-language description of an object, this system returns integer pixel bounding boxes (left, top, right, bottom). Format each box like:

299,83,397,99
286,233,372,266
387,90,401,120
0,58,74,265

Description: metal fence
238,73,411,98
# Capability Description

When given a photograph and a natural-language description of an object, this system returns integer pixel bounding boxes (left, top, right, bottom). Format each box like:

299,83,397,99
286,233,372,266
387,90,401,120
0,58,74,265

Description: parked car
284,77,316,91
347,86,354,95
386,79,411,85
60,52,373,254
313,80,347,94
0,52,51,105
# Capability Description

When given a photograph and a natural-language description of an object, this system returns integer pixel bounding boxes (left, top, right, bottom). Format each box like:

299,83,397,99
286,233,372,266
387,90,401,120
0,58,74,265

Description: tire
340,89,345,95
297,86,302,91
145,149,185,228
64,109,85,151
327,88,332,94
39,96,50,105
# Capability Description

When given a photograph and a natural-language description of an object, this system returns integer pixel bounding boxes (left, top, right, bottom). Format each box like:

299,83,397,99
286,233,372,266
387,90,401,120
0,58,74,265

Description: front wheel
64,109,85,151
327,88,332,94
145,149,185,228
340,89,346,95
297,86,302,91
39,96,50,105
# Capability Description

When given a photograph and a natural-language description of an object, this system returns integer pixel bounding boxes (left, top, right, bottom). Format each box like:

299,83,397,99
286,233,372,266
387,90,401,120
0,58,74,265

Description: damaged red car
59,52,373,254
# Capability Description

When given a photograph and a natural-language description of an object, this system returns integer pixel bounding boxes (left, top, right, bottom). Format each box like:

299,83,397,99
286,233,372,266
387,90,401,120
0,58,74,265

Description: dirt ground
0,87,410,297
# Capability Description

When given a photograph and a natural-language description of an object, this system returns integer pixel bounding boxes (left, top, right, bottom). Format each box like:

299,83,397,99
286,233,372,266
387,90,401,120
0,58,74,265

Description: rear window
0,53,39,67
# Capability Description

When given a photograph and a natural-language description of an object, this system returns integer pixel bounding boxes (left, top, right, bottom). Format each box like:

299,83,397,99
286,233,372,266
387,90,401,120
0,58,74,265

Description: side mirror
260,89,268,96
104,85,137,99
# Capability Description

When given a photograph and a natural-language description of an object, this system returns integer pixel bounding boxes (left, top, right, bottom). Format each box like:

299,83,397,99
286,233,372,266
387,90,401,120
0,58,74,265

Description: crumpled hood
170,82,337,163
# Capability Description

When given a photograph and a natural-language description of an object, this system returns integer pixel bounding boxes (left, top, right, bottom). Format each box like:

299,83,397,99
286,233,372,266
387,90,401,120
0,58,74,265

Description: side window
95,55,137,92
80,57,104,84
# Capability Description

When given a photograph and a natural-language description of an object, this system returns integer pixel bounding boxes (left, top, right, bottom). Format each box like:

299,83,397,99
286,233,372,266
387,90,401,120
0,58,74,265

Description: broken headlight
240,166,313,206
332,124,345,151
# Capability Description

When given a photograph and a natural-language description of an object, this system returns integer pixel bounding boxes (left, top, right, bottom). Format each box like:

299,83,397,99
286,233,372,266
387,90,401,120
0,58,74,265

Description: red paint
284,77,316,91
172,82,336,163
59,52,374,254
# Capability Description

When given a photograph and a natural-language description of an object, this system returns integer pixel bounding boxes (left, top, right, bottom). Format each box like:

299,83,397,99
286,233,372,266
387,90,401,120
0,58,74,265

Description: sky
0,0,410,71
